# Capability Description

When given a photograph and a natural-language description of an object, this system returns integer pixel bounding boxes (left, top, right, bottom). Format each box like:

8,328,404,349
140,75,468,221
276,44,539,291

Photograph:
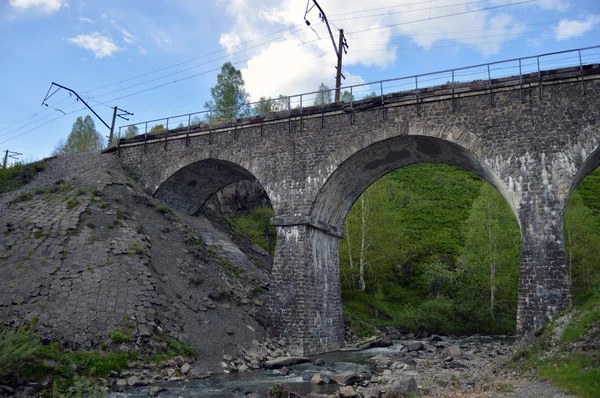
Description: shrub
0,328,42,378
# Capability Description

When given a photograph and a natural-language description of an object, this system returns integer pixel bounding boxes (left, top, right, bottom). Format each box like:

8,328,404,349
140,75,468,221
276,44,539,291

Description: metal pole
108,106,118,147
335,29,345,103
2,150,8,169
579,49,586,94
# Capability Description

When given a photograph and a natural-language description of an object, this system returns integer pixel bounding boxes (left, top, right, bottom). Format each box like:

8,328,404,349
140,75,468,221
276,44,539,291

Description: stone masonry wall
116,68,600,354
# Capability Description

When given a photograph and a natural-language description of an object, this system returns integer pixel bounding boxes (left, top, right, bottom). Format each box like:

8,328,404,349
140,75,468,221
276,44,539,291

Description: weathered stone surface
310,373,332,385
446,345,462,358
263,356,310,369
332,371,361,386
405,342,424,352
115,64,600,355
389,377,418,395
339,385,358,397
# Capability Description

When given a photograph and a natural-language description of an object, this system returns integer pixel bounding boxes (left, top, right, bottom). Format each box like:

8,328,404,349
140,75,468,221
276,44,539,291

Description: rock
403,358,417,366
238,364,249,372
223,354,233,361
263,356,310,369
449,362,468,369
310,373,332,385
405,342,424,352
127,376,139,386
0,386,14,394
180,363,191,375
389,377,418,395
429,334,443,342
173,355,186,367
332,371,361,386
166,368,176,377
446,345,462,358
313,358,325,366
280,366,290,376
109,370,120,378
148,386,166,396
339,385,359,397
116,379,127,388
378,337,393,347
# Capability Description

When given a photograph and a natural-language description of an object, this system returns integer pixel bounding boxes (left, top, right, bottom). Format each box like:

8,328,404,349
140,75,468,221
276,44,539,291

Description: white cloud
10,0,66,13
154,31,172,47
77,16,94,24
111,20,137,44
217,0,548,100
69,32,120,58
554,15,600,41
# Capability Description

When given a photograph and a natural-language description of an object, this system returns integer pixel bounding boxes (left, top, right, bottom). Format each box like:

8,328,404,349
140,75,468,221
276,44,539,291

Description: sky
0,0,599,163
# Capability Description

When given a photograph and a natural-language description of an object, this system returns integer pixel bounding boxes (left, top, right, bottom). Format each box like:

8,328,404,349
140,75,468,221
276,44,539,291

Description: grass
0,160,47,193
536,355,600,398
108,329,132,343
225,206,276,255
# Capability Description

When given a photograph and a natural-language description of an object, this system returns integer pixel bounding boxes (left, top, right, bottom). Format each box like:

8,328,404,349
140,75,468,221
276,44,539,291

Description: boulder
446,345,462,358
310,373,332,385
449,362,468,369
378,337,393,347
264,356,310,369
405,342,424,352
389,377,418,395
148,386,166,396
280,366,290,376
313,358,325,366
339,385,359,397
180,363,190,375
429,334,443,342
332,371,361,386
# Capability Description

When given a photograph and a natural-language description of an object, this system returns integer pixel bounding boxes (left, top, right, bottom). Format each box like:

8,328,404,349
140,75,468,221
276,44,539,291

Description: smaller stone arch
154,158,268,216
310,135,517,232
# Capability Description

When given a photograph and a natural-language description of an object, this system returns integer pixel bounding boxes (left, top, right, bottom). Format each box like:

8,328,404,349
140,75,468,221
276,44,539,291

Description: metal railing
117,45,600,142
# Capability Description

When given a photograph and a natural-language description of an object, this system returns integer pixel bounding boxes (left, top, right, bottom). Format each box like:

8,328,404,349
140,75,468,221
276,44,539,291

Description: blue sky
0,0,598,163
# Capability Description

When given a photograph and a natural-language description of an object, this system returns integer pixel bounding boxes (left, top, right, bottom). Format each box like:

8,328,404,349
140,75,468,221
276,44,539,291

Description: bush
0,328,42,379
227,206,276,255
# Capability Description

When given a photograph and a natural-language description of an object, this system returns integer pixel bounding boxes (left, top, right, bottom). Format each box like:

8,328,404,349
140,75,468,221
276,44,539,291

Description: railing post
144,122,148,153
519,59,524,103
415,76,420,116
164,118,169,150
288,96,292,133
350,86,354,125
209,110,213,145
299,95,303,132
380,81,385,119
579,49,586,95
452,70,456,112
186,114,191,147
537,56,542,99
487,64,494,107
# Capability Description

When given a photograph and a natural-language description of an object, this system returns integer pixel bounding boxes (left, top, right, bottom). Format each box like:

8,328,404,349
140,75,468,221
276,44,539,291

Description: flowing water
108,336,513,398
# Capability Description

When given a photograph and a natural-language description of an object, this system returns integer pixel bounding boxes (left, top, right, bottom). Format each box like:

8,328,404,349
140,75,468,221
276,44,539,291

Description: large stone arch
154,158,271,216
270,134,521,355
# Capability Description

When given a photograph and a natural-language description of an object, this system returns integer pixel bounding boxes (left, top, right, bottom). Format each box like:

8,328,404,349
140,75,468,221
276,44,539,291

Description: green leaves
53,115,105,155
204,62,250,121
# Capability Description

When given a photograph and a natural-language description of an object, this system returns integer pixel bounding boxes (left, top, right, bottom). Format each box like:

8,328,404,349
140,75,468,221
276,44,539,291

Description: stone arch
154,158,270,216
310,135,518,231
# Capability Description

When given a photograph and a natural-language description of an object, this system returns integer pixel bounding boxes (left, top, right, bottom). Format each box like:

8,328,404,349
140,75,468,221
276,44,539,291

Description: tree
253,95,288,117
149,124,165,134
204,62,250,121
53,115,105,155
111,125,138,146
313,83,332,106
340,90,355,103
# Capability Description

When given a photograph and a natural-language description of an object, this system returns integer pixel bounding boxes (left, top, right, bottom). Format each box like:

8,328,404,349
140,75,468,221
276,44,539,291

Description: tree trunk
359,195,367,291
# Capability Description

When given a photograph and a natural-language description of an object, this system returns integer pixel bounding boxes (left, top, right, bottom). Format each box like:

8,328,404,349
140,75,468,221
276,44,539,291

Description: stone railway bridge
109,62,600,355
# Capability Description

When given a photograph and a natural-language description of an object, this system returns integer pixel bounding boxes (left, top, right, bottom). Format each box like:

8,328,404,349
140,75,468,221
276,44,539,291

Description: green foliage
167,340,196,356
0,160,46,193
537,355,600,398
340,90,354,103
0,328,42,379
313,82,332,106
267,383,292,398
340,164,521,335
253,95,288,116
226,206,276,255
149,124,165,134
204,62,250,121
563,189,600,300
54,115,105,155
108,329,132,343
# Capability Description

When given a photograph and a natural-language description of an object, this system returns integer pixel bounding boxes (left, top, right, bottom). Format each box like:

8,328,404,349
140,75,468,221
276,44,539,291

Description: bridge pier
268,219,345,355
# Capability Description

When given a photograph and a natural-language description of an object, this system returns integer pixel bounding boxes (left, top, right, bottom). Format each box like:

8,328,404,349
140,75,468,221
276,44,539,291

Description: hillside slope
0,153,279,375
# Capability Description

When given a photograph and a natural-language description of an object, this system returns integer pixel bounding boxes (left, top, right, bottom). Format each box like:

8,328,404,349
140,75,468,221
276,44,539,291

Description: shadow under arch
568,140,600,199
154,158,269,216
310,135,519,231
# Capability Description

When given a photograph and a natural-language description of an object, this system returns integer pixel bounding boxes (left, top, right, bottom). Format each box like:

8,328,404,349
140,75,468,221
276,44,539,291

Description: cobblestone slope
0,153,271,373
